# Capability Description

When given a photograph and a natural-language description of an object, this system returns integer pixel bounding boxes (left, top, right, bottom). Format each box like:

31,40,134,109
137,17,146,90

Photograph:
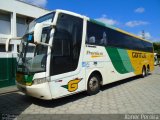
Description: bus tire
141,66,146,78
87,74,100,95
146,65,150,76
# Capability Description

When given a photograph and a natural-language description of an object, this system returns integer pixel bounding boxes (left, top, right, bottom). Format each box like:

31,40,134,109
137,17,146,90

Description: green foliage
153,42,160,54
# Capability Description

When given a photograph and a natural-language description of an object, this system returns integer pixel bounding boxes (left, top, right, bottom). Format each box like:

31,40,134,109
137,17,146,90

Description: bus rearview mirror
34,23,43,43
34,23,56,44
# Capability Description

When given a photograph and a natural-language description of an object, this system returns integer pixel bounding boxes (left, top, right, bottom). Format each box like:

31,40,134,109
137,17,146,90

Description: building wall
0,0,50,40
0,12,11,35
0,0,50,88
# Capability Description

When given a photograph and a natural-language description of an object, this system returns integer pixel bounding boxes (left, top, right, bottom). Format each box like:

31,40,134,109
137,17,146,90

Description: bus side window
100,32,107,45
50,13,83,76
89,36,96,44
86,21,107,46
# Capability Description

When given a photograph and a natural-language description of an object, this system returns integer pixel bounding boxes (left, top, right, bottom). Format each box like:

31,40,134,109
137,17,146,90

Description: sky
22,0,160,42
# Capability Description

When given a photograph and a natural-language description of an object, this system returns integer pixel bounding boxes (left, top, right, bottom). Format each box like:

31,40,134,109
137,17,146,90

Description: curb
0,86,18,95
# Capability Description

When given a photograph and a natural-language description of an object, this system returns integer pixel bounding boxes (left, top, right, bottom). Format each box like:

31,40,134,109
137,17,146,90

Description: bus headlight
33,77,50,85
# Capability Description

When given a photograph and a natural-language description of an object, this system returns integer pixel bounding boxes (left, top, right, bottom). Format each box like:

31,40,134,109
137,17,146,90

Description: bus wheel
141,66,146,78
146,65,150,76
87,74,100,95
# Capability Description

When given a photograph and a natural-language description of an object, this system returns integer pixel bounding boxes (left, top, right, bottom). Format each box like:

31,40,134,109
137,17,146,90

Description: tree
153,42,160,54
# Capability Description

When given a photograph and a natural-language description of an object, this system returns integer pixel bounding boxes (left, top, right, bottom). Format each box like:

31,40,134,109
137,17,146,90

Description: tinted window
142,41,153,52
105,28,148,52
50,13,83,75
87,22,107,46
107,29,126,48
86,21,153,53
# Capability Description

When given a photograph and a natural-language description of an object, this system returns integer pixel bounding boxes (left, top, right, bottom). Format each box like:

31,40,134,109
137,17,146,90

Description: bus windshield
17,12,55,74
17,27,51,74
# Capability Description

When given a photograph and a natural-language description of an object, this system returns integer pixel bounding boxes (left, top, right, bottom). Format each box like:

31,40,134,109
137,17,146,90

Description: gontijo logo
132,52,146,58
62,78,83,92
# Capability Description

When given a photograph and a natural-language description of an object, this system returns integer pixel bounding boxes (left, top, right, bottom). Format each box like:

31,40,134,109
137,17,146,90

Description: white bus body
16,9,154,100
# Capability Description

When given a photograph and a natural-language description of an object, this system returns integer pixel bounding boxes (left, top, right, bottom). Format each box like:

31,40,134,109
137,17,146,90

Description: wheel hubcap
143,69,145,76
89,77,99,91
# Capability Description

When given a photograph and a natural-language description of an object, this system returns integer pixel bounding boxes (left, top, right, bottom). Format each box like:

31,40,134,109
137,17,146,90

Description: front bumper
16,82,52,100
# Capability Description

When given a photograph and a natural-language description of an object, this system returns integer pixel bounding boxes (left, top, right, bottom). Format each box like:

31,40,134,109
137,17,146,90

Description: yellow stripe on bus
127,50,154,75
91,55,104,58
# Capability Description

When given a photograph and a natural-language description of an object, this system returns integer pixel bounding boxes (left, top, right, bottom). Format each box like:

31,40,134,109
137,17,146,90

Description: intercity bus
16,9,154,100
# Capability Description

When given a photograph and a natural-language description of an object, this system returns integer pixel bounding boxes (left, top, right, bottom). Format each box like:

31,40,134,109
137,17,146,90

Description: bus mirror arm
35,41,52,48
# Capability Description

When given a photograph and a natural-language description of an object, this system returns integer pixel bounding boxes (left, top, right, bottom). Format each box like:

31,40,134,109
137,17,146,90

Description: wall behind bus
0,0,50,40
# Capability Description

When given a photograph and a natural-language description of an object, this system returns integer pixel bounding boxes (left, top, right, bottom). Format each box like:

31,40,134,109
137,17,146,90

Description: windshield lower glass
17,27,51,74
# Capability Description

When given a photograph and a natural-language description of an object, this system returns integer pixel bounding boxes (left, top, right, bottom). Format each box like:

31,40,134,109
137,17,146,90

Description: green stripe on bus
117,49,134,72
105,47,128,74
23,75,34,83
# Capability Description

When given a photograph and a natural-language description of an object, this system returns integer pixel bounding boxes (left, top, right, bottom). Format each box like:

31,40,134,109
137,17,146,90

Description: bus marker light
55,80,63,82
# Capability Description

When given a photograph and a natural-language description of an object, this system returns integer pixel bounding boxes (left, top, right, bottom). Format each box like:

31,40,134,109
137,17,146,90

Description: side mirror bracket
34,23,55,47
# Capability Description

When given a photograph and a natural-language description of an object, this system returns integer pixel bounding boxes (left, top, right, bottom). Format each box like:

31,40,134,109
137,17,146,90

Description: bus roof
54,9,86,19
